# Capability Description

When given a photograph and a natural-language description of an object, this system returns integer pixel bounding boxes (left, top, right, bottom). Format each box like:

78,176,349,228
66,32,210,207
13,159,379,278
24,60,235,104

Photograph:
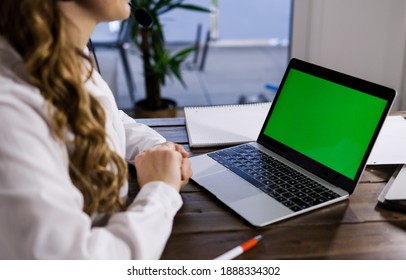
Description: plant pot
133,98,178,118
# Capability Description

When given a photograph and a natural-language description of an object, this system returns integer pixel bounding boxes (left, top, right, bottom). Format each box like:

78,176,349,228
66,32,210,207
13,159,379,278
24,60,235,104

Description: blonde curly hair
0,0,128,215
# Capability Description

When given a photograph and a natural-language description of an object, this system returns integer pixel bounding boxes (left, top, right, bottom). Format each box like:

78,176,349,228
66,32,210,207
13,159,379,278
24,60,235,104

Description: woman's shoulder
0,71,52,145
0,41,49,123
0,37,46,109
0,71,48,124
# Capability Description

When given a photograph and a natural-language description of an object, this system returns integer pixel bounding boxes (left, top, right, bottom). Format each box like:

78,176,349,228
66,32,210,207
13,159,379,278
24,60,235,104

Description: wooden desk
136,117,406,260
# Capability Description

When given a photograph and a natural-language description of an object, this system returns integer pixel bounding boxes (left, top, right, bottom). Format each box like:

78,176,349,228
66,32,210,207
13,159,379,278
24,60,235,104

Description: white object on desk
184,102,272,148
385,164,406,200
377,164,406,212
368,116,406,165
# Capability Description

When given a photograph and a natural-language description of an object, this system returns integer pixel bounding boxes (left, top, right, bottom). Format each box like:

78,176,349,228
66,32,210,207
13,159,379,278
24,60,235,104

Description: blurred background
90,0,292,111
91,0,406,112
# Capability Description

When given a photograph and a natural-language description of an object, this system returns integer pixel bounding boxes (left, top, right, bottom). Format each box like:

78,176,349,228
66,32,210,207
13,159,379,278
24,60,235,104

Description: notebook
184,102,272,147
367,116,406,165
190,58,396,227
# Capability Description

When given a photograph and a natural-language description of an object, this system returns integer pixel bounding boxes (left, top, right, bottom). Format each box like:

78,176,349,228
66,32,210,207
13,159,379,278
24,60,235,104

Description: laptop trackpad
194,170,262,203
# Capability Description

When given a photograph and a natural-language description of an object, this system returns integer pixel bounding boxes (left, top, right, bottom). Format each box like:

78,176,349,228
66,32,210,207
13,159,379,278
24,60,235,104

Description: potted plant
130,0,210,117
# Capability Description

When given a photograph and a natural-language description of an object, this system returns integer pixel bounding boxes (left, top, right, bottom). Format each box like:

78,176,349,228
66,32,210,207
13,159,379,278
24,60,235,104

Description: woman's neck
57,2,97,50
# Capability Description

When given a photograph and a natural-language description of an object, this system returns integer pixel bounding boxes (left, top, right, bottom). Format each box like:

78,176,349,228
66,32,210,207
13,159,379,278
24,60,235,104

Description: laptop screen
258,59,394,190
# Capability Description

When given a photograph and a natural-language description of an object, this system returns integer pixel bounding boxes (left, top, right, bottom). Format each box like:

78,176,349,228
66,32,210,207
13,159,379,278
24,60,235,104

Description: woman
0,0,192,259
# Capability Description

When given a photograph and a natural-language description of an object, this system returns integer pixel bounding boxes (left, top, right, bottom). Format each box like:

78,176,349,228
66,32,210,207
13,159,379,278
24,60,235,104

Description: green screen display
263,69,387,180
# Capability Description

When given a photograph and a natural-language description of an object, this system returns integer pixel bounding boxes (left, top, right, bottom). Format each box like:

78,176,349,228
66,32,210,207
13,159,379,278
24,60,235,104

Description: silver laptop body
190,58,396,227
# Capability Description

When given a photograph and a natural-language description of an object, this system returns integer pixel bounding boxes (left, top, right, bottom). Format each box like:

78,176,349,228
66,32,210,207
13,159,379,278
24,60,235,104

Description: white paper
368,116,406,165
184,102,272,147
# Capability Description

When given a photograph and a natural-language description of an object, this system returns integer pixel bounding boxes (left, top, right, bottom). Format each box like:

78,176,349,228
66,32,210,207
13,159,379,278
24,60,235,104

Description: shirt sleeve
104,182,182,259
0,89,181,260
119,110,166,162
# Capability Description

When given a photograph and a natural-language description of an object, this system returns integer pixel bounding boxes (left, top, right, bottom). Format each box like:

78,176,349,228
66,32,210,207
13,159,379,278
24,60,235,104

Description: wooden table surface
135,117,406,260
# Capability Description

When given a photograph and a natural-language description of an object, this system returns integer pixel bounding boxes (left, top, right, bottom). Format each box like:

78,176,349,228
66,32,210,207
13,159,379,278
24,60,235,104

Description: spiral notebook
184,102,272,147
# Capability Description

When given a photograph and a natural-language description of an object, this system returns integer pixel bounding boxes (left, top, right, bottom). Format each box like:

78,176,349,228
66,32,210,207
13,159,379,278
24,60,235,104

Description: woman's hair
0,0,128,215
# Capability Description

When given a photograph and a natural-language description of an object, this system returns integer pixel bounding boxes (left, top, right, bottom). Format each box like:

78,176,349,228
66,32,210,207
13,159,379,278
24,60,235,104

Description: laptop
190,58,396,227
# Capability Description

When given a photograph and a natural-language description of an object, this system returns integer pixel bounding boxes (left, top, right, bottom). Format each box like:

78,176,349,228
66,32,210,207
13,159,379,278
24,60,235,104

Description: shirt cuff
127,181,183,216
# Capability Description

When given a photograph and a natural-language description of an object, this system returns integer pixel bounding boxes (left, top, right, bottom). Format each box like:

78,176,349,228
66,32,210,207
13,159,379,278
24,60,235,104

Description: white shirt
0,37,183,259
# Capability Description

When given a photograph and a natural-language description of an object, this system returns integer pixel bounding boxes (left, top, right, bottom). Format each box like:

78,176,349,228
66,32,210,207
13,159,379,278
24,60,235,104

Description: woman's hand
134,142,192,192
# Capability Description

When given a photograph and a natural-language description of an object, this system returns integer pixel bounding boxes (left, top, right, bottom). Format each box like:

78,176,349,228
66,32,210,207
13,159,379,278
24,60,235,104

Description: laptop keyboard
207,144,341,212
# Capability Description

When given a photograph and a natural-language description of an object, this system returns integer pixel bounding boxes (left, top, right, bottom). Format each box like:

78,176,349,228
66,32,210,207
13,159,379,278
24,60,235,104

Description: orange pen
214,235,262,260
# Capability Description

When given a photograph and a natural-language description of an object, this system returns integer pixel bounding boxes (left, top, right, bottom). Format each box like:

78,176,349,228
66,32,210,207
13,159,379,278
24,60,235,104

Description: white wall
291,0,406,110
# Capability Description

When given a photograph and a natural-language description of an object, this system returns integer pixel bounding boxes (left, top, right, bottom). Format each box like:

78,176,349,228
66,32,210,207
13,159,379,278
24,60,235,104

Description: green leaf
176,4,211,13
129,0,210,96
